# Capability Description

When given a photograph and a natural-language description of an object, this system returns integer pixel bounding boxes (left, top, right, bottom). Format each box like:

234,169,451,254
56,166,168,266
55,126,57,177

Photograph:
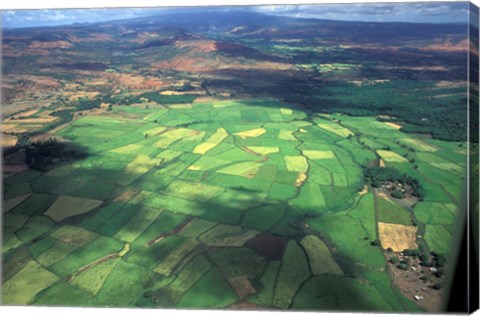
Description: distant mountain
3,9,467,44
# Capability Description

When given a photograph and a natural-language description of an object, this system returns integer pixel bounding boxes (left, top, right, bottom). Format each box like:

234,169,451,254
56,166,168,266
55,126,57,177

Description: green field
2,97,465,312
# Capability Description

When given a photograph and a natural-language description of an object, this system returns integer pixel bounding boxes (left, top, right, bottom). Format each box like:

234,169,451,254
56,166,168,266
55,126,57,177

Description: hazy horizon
1,2,471,29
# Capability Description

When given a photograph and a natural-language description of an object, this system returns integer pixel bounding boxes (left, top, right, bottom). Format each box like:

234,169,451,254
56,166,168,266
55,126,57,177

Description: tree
419,253,432,267
390,256,400,264
403,249,421,257
397,263,409,270
433,283,443,290
391,190,405,199
434,268,445,278
371,239,381,247
432,253,447,267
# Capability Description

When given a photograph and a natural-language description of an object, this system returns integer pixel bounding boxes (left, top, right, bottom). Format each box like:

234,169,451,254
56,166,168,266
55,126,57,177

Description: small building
414,295,424,301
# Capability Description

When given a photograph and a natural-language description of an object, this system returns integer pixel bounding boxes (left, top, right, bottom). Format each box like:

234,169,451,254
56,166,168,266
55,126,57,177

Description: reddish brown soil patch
239,146,263,158
175,40,217,53
67,252,119,281
2,75,60,102
103,73,169,90
154,56,214,72
227,276,257,299
154,53,291,73
68,33,113,43
419,39,469,53
245,233,288,261
29,41,72,49
146,217,193,246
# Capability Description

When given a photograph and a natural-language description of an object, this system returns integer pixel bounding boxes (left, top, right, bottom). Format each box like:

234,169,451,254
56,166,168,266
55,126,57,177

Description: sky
0,2,470,29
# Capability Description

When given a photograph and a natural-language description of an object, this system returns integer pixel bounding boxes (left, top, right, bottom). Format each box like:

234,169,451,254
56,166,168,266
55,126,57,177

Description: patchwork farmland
2,96,466,311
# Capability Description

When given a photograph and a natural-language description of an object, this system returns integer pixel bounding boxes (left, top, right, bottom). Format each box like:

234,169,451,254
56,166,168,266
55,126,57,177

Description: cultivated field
2,95,466,311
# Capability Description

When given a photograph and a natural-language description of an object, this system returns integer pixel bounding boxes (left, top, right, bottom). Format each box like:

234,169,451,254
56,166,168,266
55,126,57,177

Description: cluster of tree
390,256,410,271
99,94,121,105
396,249,445,290
396,248,446,271
140,92,197,105
279,80,469,142
371,239,381,247
74,98,102,111
175,120,205,128
363,166,424,200
25,139,88,171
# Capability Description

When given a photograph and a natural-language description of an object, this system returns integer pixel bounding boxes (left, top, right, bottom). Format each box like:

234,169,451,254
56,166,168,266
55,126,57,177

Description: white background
1,0,479,14
0,0,479,315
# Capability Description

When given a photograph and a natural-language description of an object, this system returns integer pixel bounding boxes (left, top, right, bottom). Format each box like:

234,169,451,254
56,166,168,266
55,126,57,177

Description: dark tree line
364,166,424,199
25,139,88,171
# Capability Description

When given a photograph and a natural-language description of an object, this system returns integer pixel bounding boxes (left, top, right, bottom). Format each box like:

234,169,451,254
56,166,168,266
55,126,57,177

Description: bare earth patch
379,159,386,168
67,91,101,102
227,276,257,299
245,233,288,261
387,254,444,312
384,122,402,130
1,134,18,148
295,172,307,186
359,185,369,195
378,222,418,252
29,41,73,49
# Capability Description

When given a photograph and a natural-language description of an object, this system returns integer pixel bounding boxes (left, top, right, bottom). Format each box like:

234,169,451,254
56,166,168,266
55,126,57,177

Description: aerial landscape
1,2,479,313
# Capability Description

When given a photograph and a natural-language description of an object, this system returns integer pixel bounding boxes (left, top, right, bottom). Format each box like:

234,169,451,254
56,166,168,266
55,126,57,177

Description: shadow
23,139,90,172
215,41,290,64
229,186,260,193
